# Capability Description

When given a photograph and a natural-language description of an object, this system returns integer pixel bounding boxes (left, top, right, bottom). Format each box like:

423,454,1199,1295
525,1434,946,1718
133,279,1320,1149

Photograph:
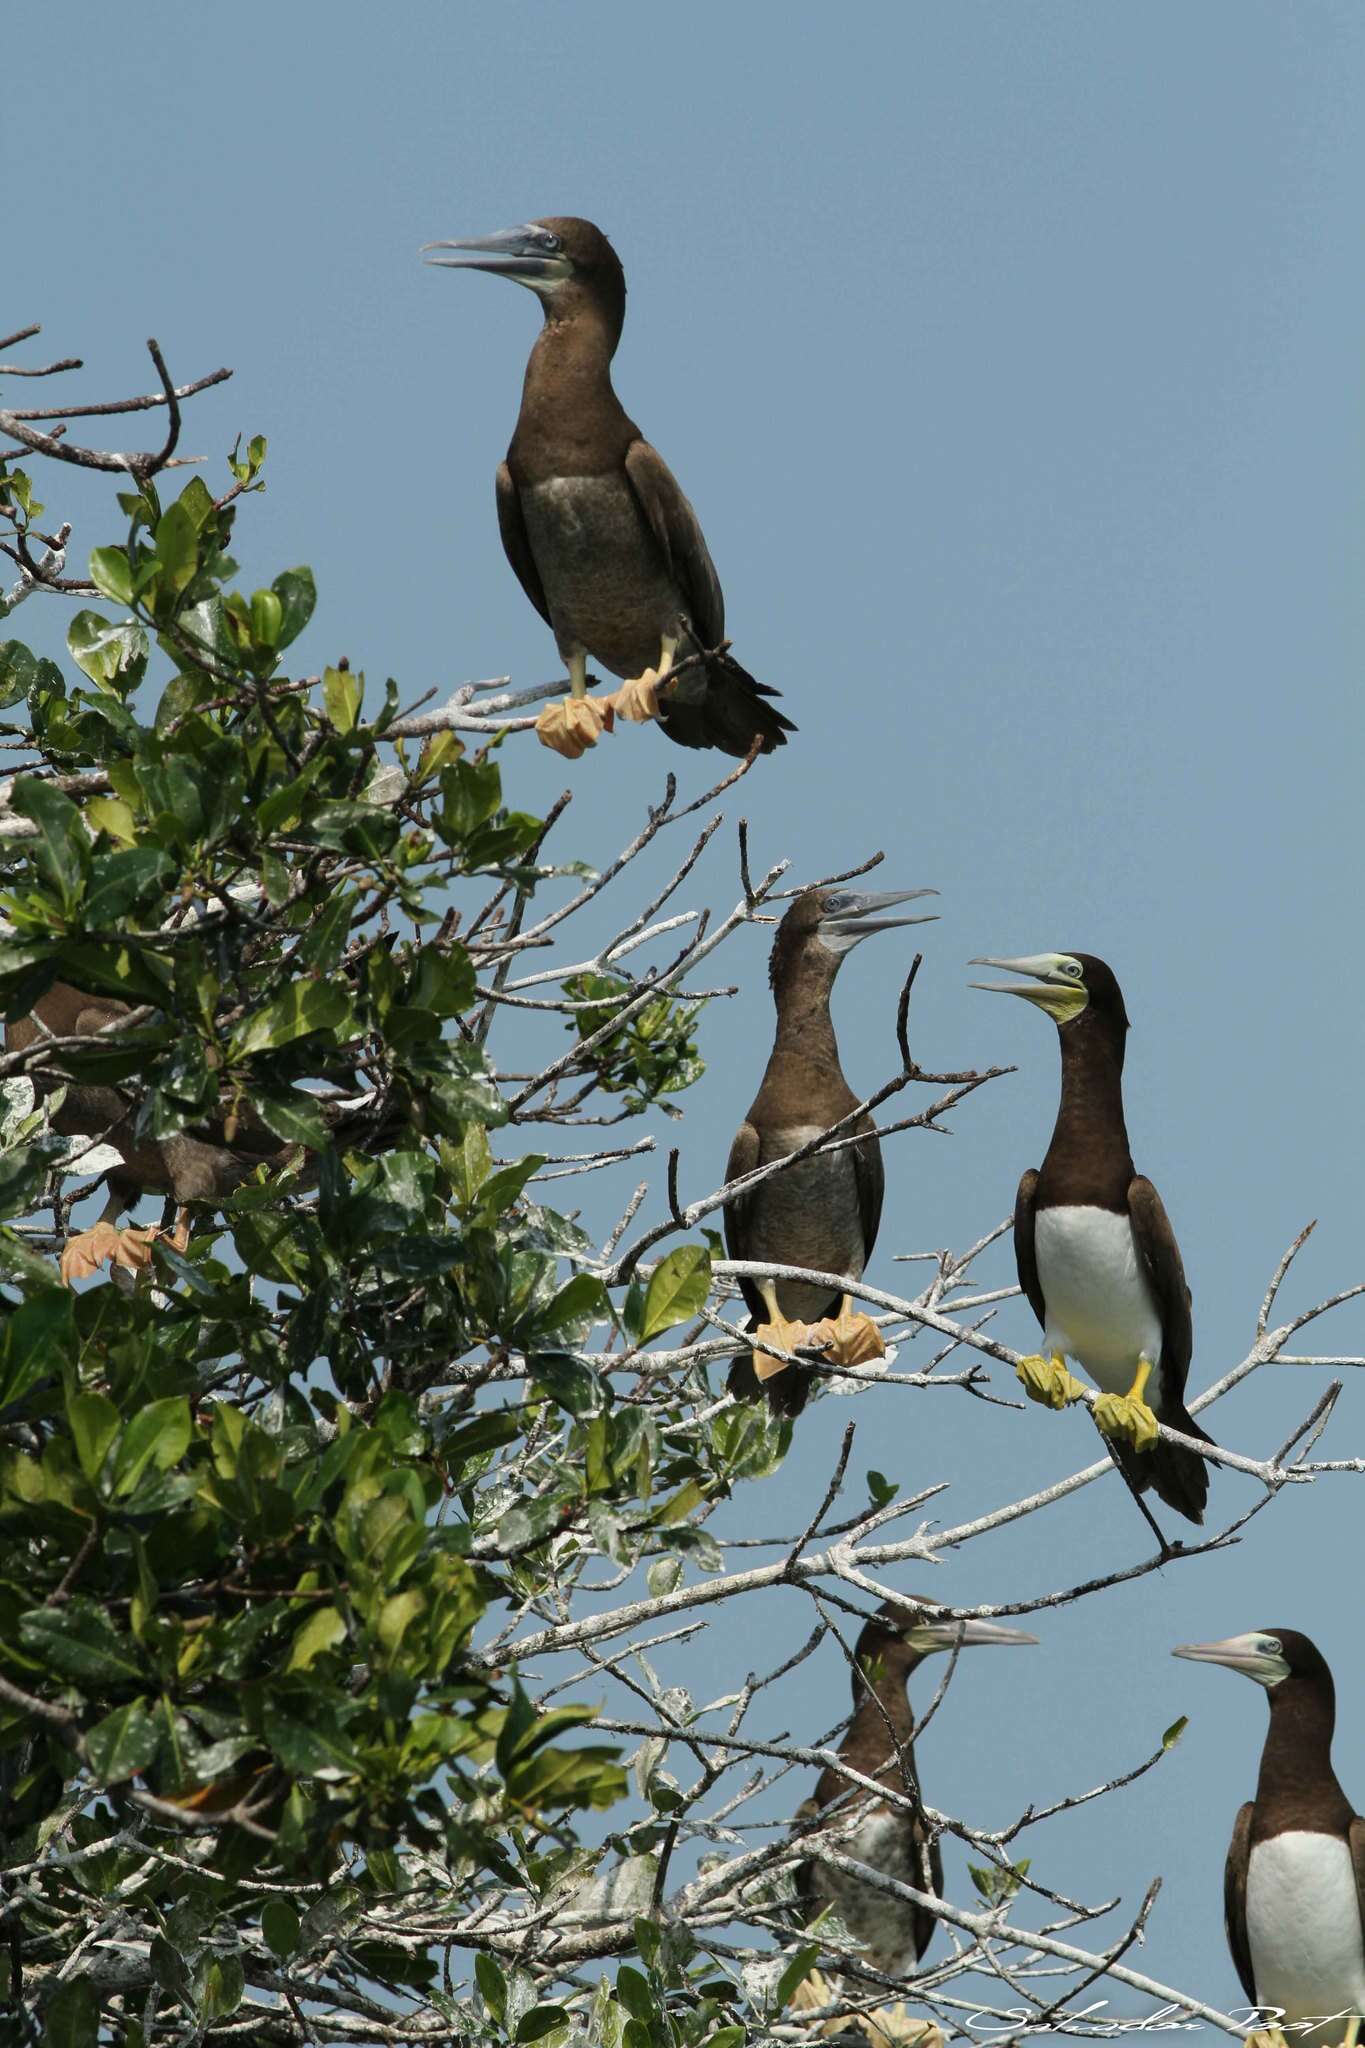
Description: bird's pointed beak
1171,1634,1289,1685
420,225,564,281
967,953,1086,1021
909,1617,1040,1652
819,888,938,954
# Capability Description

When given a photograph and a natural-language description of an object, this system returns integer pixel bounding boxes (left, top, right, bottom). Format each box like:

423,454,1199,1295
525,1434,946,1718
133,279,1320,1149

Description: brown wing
1224,1802,1256,2004
1127,1175,1194,1404
851,1129,884,1269
624,440,725,646
1013,1168,1046,1329
495,462,551,626
722,1121,763,1324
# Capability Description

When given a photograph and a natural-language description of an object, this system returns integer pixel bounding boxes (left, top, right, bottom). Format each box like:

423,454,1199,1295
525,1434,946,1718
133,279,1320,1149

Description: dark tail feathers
1114,1404,1215,1526
727,1337,809,1419
657,648,795,758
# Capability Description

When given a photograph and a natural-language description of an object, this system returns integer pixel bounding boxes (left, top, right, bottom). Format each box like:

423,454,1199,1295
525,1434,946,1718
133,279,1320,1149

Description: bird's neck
772,973,841,1069
1045,1019,1132,1176
846,1675,919,1788
1257,1681,1349,1824
514,309,626,463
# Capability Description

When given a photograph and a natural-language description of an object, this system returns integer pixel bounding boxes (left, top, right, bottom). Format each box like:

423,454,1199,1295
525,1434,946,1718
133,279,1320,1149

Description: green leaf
85,1697,159,1783
110,1396,191,1498
262,1898,299,1958
287,1605,347,1672
67,1389,120,1484
230,979,356,1059
475,1952,507,2022
251,588,284,647
323,665,363,733
9,777,88,910
84,847,173,927
516,2010,567,2044
866,1469,898,1506
1162,1715,1188,1751
439,759,502,841
89,546,134,605
41,1974,98,2048
154,501,199,595
254,1089,331,1148
639,1245,711,1341
67,610,147,687
615,1967,654,2023
20,1598,142,1686
774,1943,822,2008
968,1856,1030,1903
646,1556,682,1597
272,566,316,648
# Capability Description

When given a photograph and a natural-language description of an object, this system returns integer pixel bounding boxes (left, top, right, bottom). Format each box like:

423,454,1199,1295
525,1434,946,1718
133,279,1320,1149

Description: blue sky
11,0,1365,2021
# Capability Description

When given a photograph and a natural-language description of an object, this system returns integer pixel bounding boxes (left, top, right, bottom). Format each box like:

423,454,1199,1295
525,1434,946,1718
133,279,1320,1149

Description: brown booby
422,217,794,761
7,983,299,1282
725,887,936,1417
970,951,1214,1524
1173,1628,1365,2038
798,1599,1037,1984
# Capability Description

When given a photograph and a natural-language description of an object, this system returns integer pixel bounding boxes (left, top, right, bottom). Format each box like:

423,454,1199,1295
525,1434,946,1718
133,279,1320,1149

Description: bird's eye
538,231,561,252
1258,1636,1282,1656
1062,961,1082,979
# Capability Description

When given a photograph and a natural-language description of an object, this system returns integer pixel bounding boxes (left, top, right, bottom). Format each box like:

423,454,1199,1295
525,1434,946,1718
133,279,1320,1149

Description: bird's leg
1337,2020,1360,2048
1092,1356,1161,1452
605,634,678,725
59,1188,160,1286
808,1292,886,1368
750,1280,809,1383
535,649,616,758
1015,1349,1088,1409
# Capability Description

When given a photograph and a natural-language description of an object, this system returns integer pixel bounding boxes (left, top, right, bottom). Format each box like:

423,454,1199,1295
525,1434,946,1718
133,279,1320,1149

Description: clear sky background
10,0,1365,2023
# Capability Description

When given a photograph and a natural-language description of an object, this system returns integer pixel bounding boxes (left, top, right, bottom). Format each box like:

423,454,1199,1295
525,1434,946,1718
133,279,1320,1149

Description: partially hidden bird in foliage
422,216,794,761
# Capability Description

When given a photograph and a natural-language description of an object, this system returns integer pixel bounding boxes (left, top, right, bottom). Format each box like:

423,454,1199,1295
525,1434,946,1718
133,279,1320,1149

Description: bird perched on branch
8,983,320,1283
795,1599,1037,1993
970,950,1214,1524
724,886,936,1416
1173,1627,1365,2041
422,216,794,761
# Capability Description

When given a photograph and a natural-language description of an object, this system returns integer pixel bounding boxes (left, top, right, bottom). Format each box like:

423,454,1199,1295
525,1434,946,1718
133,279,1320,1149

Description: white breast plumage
806,1804,931,1977
1033,1203,1164,1401
1244,1830,1365,2025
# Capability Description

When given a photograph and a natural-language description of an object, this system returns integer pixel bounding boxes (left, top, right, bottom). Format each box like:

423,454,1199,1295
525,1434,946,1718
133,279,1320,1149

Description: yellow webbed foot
535,694,615,758
1016,1351,1087,1410
750,1313,810,1383
810,1306,886,1368
60,1221,158,1286
1093,1358,1159,1453
604,669,663,724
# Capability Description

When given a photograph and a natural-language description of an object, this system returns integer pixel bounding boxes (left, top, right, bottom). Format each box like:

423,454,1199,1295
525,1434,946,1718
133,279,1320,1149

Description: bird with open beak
1173,1628,1365,2042
422,217,793,761
724,886,936,1416
970,950,1215,1525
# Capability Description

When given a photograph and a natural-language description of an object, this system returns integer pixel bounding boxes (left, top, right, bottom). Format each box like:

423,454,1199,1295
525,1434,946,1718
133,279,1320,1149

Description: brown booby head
1172,1628,1328,1694
852,1597,1038,1699
968,951,1131,1065
770,888,938,996
421,217,625,338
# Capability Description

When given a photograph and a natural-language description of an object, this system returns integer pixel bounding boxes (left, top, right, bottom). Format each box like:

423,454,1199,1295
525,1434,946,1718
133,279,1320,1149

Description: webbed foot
534,694,615,758
1016,1351,1087,1410
1093,1358,1159,1452
809,1304,886,1367
750,1312,810,1383
604,669,663,724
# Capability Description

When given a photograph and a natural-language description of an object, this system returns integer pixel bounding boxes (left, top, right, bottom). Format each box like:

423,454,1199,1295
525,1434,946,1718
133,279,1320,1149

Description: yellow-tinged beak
967,953,1089,1025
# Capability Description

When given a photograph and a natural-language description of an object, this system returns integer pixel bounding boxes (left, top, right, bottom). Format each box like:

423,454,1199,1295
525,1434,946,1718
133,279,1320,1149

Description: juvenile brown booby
798,1599,1037,1984
7,983,302,1282
1173,1628,1365,2038
970,951,1214,1524
725,887,936,1416
422,217,794,760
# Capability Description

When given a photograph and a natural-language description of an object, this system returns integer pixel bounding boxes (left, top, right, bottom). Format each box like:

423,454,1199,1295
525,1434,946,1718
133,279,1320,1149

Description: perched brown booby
422,217,794,761
7,984,302,1282
1173,1628,1365,2038
970,951,1214,1524
724,887,936,1417
798,1599,1038,1984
